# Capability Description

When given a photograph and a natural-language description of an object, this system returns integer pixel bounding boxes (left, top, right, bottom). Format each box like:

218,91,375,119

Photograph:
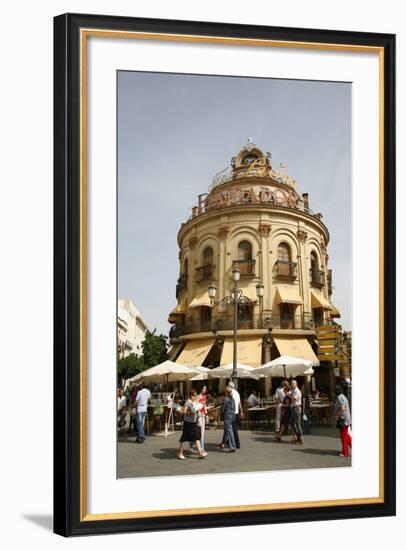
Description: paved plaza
118,426,351,478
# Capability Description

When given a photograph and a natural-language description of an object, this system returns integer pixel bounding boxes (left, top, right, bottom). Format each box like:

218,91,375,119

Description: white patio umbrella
189,365,211,381
208,363,260,380
129,360,200,384
256,355,316,379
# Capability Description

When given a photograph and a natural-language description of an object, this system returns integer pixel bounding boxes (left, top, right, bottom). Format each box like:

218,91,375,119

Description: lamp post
208,268,264,389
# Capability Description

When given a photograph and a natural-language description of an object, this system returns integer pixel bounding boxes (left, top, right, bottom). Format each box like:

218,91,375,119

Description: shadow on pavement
293,448,342,456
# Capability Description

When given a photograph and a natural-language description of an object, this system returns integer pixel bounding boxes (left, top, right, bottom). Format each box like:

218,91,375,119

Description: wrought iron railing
233,259,255,276
275,260,297,279
310,268,325,288
168,313,333,338
176,274,188,298
195,264,215,282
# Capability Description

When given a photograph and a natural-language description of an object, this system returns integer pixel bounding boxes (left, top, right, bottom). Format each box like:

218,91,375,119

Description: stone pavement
118,426,351,478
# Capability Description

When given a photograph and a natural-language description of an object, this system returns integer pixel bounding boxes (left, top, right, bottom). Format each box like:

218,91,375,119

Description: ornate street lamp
208,267,264,389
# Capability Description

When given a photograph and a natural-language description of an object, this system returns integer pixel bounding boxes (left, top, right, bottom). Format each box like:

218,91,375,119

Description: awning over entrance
176,339,215,366
220,337,263,367
311,290,333,310
273,336,319,365
188,288,212,309
275,285,303,305
168,298,187,322
167,343,185,361
329,304,341,318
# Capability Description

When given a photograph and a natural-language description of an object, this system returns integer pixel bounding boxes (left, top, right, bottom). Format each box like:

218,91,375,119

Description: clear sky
118,71,352,336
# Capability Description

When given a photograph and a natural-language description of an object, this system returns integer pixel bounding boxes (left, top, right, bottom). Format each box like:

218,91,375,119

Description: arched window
196,246,214,282
278,242,291,263
310,251,324,288
310,251,319,271
238,240,252,261
236,241,254,275
203,246,213,265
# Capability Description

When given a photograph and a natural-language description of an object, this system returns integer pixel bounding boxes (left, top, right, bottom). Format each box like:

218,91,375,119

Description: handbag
336,417,346,428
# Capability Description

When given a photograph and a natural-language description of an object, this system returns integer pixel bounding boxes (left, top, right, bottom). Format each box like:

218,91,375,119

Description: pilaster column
264,339,272,397
217,224,229,301
258,222,272,311
297,228,310,319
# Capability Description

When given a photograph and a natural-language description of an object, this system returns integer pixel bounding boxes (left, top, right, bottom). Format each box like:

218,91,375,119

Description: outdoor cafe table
246,405,274,430
310,402,334,425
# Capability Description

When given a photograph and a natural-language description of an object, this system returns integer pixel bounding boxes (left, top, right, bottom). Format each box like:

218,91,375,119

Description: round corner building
168,138,345,396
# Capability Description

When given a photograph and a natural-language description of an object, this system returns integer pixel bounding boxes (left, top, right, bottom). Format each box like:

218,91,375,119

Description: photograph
116,71,353,478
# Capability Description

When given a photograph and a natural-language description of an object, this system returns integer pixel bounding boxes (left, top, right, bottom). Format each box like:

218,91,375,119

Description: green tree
117,353,145,382
141,329,169,368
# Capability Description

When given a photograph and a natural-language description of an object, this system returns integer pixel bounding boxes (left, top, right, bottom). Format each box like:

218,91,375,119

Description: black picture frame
54,12,396,537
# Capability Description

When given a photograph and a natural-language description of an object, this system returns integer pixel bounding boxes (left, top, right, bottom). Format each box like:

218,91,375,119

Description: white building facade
117,298,149,358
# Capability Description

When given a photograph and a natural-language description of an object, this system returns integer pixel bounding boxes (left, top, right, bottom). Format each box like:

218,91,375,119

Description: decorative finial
244,137,256,151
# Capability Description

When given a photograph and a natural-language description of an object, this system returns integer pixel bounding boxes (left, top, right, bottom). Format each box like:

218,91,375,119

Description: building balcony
275,260,297,280
310,268,325,289
195,264,215,283
169,313,328,338
263,313,315,330
176,274,188,298
232,259,256,276
124,339,133,350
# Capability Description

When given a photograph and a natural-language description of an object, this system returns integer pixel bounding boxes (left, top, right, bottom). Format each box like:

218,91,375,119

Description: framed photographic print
54,13,396,536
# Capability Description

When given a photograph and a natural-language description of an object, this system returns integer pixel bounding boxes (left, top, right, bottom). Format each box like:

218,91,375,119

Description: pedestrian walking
178,390,207,460
189,385,208,453
274,385,292,441
334,385,352,457
290,380,304,444
221,386,237,452
129,384,139,433
117,388,127,429
219,381,243,449
274,380,288,434
135,383,151,443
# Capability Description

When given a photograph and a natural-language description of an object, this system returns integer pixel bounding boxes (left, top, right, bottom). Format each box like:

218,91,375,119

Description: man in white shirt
220,381,243,449
274,381,288,434
135,384,151,443
117,388,127,429
247,390,260,408
290,380,304,444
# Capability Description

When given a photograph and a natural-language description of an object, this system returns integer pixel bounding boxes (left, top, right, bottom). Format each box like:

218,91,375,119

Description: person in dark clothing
275,386,292,442
221,386,237,452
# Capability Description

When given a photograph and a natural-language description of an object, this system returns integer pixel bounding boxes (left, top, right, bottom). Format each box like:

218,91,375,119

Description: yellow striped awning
273,336,319,365
168,343,185,361
168,298,187,322
275,285,303,305
188,288,212,309
220,337,263,367
329,304,341,318
176,339,215,366
311,290,333,310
